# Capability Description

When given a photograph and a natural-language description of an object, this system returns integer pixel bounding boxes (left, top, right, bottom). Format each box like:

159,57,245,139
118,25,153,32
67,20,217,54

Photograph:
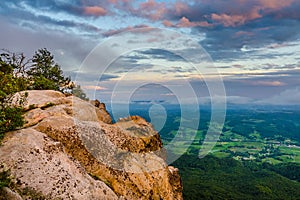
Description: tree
72,85,89,101
0,48,89,140
28,48,72,91
0,52,27,139
0,50,31,78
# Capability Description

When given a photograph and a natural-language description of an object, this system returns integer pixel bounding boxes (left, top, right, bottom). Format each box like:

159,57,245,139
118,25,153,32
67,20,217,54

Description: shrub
28,48,72,91
0,48,89,141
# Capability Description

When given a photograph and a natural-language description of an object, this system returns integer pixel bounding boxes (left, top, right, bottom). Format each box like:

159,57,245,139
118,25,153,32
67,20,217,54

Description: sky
1,0,300,105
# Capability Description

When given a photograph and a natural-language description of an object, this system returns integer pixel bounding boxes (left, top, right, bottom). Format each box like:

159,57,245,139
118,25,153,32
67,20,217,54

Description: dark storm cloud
67,71,119,82
105,54,155,74
198,18,300,61
138,49,184,62
102,25,153,37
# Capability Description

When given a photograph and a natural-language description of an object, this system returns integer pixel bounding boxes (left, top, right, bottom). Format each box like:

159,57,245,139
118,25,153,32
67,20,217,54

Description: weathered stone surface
1,90,183,199
0,128,118,200
90,99,112,124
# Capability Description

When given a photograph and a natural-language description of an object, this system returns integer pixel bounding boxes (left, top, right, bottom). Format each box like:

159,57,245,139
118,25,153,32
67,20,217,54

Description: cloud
161,93,175,96
251,81,286,86
257,87,300,105
199,18,300,60
83,6,107,16
0,18,94,72
155,0,300,60
102,25,154,37
81,85,107,91
258,0,294,10
0,0,109,21
0,1,103,37
211,13,255,27
2,0,300,59
138,49,183,62
1,0,300,105
158,0,291,27
211,68,300,100
168,17,212,28
136,0,166,20
68,71,119,82
226,96,254,104
162,20,174,27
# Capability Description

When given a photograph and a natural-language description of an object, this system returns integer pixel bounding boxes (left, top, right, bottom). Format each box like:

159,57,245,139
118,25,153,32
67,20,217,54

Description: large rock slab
0,128,119,200
1,90,183,199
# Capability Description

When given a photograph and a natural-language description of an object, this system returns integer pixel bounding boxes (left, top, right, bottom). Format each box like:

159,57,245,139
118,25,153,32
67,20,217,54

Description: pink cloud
162,20,174,27
257,0,294,10
209,0,295,27
234,31,254,37
162,17,212,28
83,6,107,16
177,17,195,27
173,2,189,16
211,13,249,27
253,81,286,87
107,0,118,4
95,0,297,28
140,0,158,10
138,0,166,20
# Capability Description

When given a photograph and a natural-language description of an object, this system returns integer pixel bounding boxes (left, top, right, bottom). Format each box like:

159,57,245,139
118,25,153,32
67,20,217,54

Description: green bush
72,85,89,101
0,170,10,189
0,48,89,141
0,52,28,140
30,75,59,90
28,48,72,91
0,106,24,138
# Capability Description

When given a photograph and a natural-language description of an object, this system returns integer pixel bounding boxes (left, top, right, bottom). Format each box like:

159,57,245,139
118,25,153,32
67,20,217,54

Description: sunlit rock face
0,90,182,200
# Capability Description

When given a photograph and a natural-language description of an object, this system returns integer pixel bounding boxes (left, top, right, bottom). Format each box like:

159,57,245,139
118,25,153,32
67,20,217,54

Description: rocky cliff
0,90,182,199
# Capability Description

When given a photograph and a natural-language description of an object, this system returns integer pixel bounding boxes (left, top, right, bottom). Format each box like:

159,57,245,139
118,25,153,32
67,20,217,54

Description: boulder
0,90,182,199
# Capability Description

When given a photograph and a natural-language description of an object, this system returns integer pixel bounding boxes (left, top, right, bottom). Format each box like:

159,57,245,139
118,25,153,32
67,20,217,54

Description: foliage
128,106,300,199
72,85,89,101
0,48,89,141
262,162,300,181
173,154,300,200
227,109,300,142
28,48,72,91
0,106,24,138
0,50,31,77
0,48,91,136
0,170,10,189
29,75,59,90
18,187,46,200
0,52,28,139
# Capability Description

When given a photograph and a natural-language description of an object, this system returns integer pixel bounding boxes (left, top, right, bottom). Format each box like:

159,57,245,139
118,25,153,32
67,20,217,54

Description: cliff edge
0,90,182,200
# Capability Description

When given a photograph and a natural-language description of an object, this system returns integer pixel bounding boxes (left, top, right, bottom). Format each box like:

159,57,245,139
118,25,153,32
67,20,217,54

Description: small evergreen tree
72,85,89,101
28,48,72,91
